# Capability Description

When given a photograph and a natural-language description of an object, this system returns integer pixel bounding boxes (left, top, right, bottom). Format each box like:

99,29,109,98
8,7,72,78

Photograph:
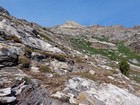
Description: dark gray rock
0,6,10,15
0,43,22,68
18,86,71,105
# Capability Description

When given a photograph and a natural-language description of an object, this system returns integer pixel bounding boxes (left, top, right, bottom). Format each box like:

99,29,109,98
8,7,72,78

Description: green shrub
19,55,30,68
0,31,3,35
119,58,130,76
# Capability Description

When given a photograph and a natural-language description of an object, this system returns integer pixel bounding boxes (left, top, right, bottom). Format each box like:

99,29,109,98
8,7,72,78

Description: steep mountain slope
0,6,140,105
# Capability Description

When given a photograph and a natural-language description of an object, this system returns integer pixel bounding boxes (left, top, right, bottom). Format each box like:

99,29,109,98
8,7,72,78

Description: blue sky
0,0,140,27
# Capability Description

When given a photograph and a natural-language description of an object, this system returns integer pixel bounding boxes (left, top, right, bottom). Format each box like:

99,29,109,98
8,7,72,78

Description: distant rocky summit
0,6,140,105
59,21,84,28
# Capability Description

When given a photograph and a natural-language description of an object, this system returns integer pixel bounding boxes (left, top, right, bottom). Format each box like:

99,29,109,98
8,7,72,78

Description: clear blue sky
0,0,140,27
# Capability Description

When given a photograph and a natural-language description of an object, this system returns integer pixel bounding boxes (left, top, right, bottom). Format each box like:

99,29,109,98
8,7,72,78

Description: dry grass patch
39,65,52,73
25,71,67,93
3,35,21,43
111,69,119,74
18,55,30,68
80,71,95,81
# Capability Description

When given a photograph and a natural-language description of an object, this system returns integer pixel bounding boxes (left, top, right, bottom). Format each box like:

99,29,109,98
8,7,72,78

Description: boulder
51,91,78,104
49,60,70,75
0,87,11,97
50,60,70,70
0,43,23,67
51,91,70,101
0,96,16,104
31,52,46,61
30,66,40,73
22,36,63,53
89,70,95,75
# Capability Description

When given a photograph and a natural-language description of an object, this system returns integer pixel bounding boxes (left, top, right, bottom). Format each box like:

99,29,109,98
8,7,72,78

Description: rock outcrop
0,6,10,15
0,42,23,68
52,77,140,105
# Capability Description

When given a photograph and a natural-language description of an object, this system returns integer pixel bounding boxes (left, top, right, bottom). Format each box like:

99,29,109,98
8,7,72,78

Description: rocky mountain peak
0,6,10,15
59,21,84,28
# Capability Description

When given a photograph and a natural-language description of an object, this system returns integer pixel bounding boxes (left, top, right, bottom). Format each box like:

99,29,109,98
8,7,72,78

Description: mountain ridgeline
0,6,140,105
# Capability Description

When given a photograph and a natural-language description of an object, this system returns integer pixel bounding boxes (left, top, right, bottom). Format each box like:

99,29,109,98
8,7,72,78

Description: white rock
23,36,63,53
45,73,53,78
51,91,69,100
30,66,39,72
68,93,78,104
100,65,112,70
0,96,16,103
64,77,140,105
12,81,27,95
89,70,95,75
79,104,86,105
0,21,19,37
108,76,114,80
0,87,11,97
50,60,69,70
129,59,139,64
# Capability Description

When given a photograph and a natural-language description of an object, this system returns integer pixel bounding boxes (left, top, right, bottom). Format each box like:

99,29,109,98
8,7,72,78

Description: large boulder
0,96,16,104
0,87,11,96
22,36,63,53
0,43,23,67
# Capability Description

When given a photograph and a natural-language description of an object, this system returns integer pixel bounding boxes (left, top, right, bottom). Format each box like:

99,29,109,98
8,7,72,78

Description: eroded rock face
0,12,63,54
22,36,63,53
0,43,23,67
0,67,28,104
52,77,140,105
18,86,71,105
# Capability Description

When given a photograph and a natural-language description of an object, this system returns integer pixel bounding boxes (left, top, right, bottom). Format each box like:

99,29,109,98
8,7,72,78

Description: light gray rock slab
0,96,16,103
0,87,11,97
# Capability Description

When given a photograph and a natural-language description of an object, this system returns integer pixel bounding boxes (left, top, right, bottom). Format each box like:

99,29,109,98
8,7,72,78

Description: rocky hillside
0,6,140,105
